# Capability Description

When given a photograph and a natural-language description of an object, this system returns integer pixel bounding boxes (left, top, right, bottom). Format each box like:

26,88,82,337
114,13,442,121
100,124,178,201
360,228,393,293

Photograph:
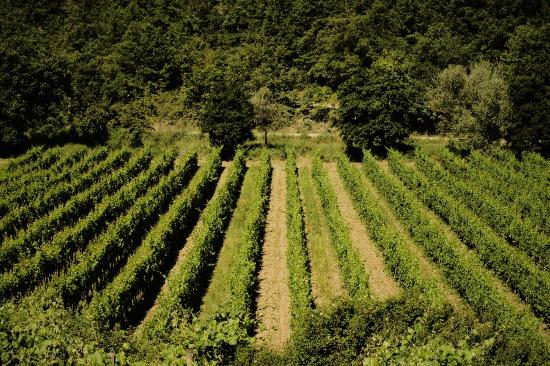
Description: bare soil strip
325,162,401,301
200,167,259,316
255,160,291,350
298,161,346,307
352,162,469,313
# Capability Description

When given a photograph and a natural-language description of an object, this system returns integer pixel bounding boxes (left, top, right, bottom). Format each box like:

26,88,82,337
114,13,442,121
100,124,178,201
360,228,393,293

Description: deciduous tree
426,61,512,150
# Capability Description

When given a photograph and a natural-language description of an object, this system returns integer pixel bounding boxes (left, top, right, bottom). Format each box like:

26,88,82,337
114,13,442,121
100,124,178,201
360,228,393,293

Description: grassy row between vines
140,150,247,339
312,154,369,299
224,150,271,322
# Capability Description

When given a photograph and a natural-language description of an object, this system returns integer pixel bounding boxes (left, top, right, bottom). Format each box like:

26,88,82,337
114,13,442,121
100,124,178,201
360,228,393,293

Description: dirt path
325,162,401,301
200,167,259,316
353,162,469,313
255,160,291,350
298,161,346,307
137,165,232,329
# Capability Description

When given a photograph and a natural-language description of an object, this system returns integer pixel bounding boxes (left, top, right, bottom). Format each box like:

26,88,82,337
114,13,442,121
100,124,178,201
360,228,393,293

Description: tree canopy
0,0,549,155
337,53,426,156
426,61,512,150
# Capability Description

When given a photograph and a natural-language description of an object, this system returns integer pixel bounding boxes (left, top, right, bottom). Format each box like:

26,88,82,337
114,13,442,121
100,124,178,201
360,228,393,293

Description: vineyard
1,144,549,365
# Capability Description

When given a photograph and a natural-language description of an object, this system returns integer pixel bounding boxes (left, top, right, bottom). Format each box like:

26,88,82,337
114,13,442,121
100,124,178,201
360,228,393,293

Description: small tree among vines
249,86,288,145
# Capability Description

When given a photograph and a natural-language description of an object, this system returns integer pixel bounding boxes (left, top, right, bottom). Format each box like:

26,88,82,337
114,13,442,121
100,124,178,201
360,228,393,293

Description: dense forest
1,0,549,156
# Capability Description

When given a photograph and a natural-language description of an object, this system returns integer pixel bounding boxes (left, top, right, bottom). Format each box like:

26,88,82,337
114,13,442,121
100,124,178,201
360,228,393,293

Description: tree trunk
264,129,268,145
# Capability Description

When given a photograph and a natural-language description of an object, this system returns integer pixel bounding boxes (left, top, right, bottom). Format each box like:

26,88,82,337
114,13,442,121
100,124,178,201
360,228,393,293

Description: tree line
1,0,549,156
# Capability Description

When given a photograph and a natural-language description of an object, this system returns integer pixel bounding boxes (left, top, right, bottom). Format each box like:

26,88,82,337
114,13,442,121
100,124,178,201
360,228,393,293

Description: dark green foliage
160,312,254,366
504,24,550,157
1,0,548,155
111,99,154,147
336,53,425,156
0,300,132,365
0,34,70,153
194,68,255,155
74,105,110,144
234,297,492,366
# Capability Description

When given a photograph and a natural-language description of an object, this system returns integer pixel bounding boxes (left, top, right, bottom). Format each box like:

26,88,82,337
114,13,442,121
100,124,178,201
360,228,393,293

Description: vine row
0,148,129,240
0,146,63,192
223,151,271,322
335,153,440,302
415,150,550,271
87,150,222,327
362,150,549,362
0,149,151,272
286,150,313,328
140,150,247,338
0,146,89,217
312,154,369,299
0,150,177,299
49,151,198,306
388,150,550,323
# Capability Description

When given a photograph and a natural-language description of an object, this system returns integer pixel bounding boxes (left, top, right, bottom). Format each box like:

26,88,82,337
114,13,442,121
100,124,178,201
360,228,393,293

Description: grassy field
1,131,549,365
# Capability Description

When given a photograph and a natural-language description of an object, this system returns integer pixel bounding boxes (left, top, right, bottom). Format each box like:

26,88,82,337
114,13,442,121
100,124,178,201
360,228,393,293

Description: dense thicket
1,0,548,155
